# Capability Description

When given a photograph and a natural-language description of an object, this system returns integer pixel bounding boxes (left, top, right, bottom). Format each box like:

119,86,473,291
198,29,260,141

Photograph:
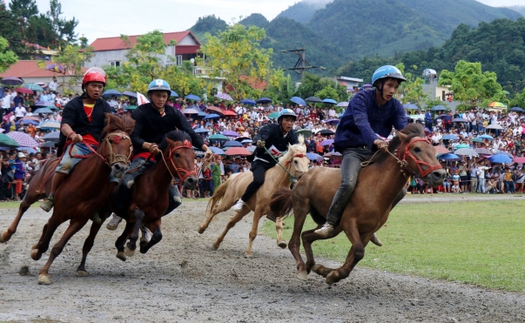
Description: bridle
69,131,132,167
159,139,197,182
392,137,442,178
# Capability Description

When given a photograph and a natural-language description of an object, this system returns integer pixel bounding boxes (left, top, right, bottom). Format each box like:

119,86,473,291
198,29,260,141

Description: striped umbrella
6,131,39,147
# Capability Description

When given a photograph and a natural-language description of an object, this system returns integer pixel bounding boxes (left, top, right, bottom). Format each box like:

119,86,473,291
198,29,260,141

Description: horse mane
279,134,306,163
373,123,425,165
101,113,135,138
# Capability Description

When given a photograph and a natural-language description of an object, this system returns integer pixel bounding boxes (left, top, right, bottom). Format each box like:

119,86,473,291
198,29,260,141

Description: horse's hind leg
77,219,104,277
30,215,63,261
0,198,33,243
275,217,287,249
198,205,227,234
211,209,250,251
115,221,135,261
139,220,162,254
244,209,266,258
288,199,311,280
125,209,145,257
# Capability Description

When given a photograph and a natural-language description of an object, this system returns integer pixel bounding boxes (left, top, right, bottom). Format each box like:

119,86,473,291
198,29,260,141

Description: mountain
507,6,525,17
239,14,269,29
275,0,331,24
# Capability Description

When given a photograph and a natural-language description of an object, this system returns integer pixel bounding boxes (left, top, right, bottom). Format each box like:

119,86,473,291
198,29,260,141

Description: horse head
283,135,309,181
160,130,198,190
392,123,446,186
99,114,135,179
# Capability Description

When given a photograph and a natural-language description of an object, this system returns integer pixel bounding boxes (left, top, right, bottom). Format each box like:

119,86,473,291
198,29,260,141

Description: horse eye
175,153,181,158
414,147,421,153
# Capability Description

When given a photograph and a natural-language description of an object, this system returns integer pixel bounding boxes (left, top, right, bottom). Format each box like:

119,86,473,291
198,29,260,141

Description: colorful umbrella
16,87,34,95
0,133,20,147
305,96,322,103
225,147,251,156
215,92,233,101
0,76,23,85
6,131,39,147
222,130,239,137
488,102,505,108
24,83,44,91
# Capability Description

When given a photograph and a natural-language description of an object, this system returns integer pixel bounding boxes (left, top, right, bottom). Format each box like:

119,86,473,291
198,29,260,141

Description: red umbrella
513,156,525,163
225,147,251,156
16,87,34,95
434,145,450,155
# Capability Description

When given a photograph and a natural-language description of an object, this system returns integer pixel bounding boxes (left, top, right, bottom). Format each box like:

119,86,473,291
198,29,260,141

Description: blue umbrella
170,90,179,97
102,89,122,97
204,114,220,119
322,98,337,104
489,154,512,164
442,134,458,140
306,152,323,162
194,128,209,134
430,105,447,111
290,96,306,106
256,97,272,104
209,146,225,155
240,99,256,105
223,140,242,147
33,108,54,114
479,134,494,140
185,94,201,101
509,107,523,112
43,131,60,142
122,91,137,98
19,147,38,154
403,103,418,110
440,153,461,161
16,119,39,126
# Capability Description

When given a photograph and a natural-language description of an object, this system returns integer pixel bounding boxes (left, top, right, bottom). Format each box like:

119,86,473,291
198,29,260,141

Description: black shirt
252,123,299,165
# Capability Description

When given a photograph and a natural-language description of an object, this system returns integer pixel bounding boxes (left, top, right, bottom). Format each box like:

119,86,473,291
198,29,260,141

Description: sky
10,0,525,44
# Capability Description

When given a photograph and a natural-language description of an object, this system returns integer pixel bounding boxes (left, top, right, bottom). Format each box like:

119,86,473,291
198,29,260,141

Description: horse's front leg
304,226,344,280
139,219,162,254
125,208,145,257
288,208,310,280
212,208,250,251
77,208,111,277
245,209,265,258
115,221,135,261
275,216,287,249
323,227,366,285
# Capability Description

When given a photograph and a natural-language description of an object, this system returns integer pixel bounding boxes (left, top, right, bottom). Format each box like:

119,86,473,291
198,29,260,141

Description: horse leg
245,209,265,258
115,221,135,261
0,198,34,243
30,216,63,261
288,205,310,280
37,219,88,285
125,209,145,257
211,209,250,251
198,204,228,234
76,214,107,277
275,217,287,249
139,220,162,254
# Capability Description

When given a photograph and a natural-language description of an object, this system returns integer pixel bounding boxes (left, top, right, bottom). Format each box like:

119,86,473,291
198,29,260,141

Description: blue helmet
278,108,297,123
371,65,406,87
147,79,171,93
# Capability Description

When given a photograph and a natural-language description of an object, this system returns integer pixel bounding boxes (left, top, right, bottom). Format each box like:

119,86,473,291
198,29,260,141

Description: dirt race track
1,196,525,323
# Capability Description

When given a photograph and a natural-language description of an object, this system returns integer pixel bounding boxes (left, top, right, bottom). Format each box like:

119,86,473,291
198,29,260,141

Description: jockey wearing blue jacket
315,65,408,240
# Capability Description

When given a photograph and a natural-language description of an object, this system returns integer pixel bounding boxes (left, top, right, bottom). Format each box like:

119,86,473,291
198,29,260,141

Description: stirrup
40,199,54,212
232,199,244,212
314,223,334,238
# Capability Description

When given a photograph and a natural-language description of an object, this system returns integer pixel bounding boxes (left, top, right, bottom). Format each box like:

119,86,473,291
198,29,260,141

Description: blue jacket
334,90,407,152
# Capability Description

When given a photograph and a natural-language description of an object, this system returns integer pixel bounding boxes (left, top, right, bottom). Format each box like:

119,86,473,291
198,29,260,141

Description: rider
315,65,408,239
232,108,299,212
106,79,213,230
40,67,114,217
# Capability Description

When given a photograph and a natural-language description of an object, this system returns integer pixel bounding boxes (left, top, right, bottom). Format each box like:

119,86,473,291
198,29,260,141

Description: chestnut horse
198,136,309,257
270,123,446,285
110,130,198,261
27,114,135,285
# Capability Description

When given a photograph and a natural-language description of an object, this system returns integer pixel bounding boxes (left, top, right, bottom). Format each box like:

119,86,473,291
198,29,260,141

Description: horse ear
396,130,407,142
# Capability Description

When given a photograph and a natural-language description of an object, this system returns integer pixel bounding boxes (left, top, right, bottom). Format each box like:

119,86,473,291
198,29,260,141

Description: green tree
0,36,19,73
396,63,427,106
199,24,274,101
295,73,347,102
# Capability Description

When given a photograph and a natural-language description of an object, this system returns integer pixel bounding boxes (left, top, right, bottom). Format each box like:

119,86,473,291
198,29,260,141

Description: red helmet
82,67,106,88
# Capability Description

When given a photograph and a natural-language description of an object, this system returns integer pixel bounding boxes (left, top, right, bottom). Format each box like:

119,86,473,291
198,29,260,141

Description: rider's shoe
232,199,245,212
40,195,54,212
106,214,122,231
314,222,335,238
370,233,383,246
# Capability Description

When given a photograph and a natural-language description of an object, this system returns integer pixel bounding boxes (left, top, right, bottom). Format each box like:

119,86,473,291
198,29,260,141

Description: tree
396,63,427,106
199,24,274,101
0,37,19,73
46,0,78,48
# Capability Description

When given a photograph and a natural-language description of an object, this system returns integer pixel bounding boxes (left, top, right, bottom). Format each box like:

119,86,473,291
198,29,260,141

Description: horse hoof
116,252,127,262
277,240,287,249
311,264,322,274
197,226,205,234
76,270,88,277
0,230,10,243
37,274,51,285
124,246,135,257
297,271,308,281
211,243,219,250
243,252,253,258
30,249,41,261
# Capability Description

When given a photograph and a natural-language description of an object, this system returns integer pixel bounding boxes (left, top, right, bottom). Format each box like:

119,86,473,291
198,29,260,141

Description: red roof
0,60,80,78
89,31,201,52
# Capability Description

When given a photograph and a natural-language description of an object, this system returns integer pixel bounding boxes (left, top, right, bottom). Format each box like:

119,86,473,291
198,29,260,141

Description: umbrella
122,91,137,98
16,119,38,126
203,114,220,120
45,63,65,72
475,148,492,155
1,76,23,85
290,96,306,106
472,137,484,143
194,128,209,134
221,110,237,117
6,131,39,147
222,130,239,137
0,133,20,147
440,153,461,161
235,136,252,142
489,154,512,164
256,97,272,104
324,151,342,157
126,105,137,110
16,87,33,95
454,148,478,157
513,156,525,163
434,145,450,155
43,131,60,142
454,143,471,149
337,101,349,107
442,134,458,140
296,129,312,137
323,119,340,125
170,90,178,97
430,105,447,111
306,152,323,162
223,140,242,147
209,134,228,141
240,99,256,105
305,96,322,103
318,129,335,136
40,141,56,148
18,147,38,154
209,146,225,155
403,103,418,110
322,98,337,104
320,139,334,146
509,107,523,112
241,139,252,144
24,83,44,91
246,146,256,153
225,147,251,156
451,118,468,123
38,120,61,129
181,108,199,115
33,100,55,107
185,94,201,101
486,124,503,130
216,92,233,101
33,108,54,114
479,134,493,140
268,112,279,119
488,102,505,108
494,151,513,158
102,89,122,97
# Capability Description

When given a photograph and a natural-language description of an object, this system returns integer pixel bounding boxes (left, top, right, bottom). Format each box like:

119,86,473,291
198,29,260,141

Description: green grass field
262,199,525,292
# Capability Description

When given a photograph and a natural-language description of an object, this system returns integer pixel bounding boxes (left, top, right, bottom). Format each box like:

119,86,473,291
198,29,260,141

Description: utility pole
281,45,325,79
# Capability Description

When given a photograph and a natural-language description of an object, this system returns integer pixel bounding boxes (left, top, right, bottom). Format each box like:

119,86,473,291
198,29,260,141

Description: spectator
48,76,59,94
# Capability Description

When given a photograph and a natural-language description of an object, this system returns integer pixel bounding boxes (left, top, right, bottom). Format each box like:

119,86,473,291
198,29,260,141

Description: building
0,60,81,91
336,76,364,92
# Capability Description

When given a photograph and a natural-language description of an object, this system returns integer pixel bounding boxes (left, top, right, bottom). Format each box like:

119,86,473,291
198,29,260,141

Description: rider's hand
257,140,266,149
71,134,82,144
374,139,388,150
149,143,161,155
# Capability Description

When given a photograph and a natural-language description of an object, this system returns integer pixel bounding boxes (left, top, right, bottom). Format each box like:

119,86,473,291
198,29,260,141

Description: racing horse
109,130,198,261
270,123,446,284
27,114,135,285
198,135,309,257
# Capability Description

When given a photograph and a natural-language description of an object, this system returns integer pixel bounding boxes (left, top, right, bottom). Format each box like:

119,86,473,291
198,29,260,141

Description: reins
263,146,306,182
159,139,197,182
67,131,132,167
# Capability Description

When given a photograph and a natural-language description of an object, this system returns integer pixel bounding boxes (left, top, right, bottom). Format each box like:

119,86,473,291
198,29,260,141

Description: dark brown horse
270,123,446,285
25,114,135,285
111,130,197,261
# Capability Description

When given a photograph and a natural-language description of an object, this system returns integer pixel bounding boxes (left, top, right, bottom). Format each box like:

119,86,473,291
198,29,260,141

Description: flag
137,92,149,105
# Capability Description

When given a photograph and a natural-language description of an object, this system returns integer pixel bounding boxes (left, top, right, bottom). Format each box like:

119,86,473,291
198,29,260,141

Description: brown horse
111,130,198,261
26,114,135,285
198,136,309,257
270,123,446,284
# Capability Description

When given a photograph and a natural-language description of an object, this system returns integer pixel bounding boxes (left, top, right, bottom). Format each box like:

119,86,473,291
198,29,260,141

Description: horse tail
206,177,230,215
270,188,293,219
